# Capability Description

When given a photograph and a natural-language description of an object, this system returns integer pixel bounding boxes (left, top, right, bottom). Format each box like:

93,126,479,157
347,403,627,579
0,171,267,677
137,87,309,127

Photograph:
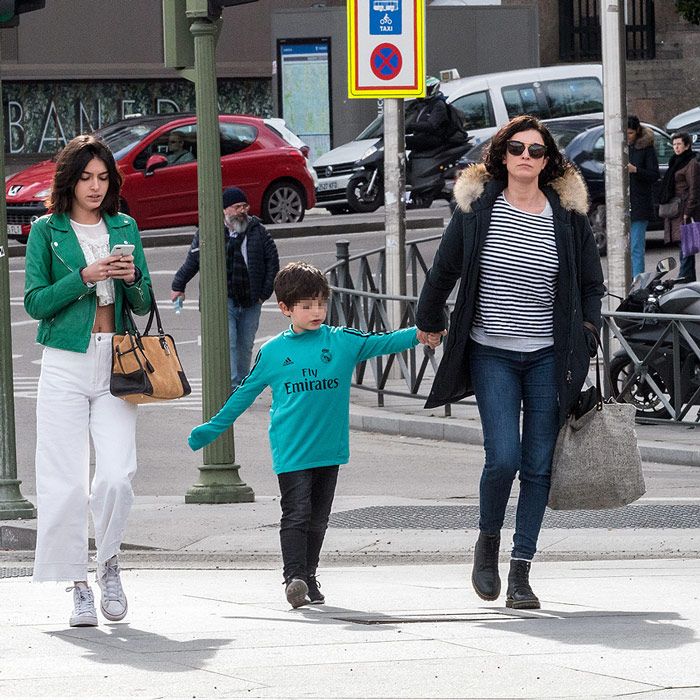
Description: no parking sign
347,0,425,98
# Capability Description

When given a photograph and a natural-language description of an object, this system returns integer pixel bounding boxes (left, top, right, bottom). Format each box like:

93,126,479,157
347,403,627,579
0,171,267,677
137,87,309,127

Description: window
652,130,673,166
502,84,548,120
543,78,603,118
220,122,257,155
133,125,197,170
501,77,603,121
449,91,494,131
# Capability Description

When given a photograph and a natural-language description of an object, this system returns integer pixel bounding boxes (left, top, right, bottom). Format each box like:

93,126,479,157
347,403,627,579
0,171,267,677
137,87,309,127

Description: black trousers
277,465,339,581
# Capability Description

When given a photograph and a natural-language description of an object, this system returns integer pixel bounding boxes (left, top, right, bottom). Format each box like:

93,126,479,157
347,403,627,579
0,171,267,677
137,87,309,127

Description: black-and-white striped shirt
471,193,558,351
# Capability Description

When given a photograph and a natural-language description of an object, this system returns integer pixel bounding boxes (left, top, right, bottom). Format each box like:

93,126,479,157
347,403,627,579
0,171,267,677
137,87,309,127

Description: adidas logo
282,357,294,366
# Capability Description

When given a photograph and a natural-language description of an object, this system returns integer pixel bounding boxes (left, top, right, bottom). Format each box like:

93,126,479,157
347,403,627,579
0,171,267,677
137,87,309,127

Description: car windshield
95,121,162,161
356,115,384,140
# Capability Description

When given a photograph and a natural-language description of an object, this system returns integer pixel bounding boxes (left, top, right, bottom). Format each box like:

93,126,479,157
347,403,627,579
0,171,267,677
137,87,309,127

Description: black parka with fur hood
416,163,605,426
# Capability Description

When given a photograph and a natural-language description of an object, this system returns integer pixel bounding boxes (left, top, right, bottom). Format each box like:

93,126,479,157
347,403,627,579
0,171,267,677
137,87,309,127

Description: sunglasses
506,140,547,159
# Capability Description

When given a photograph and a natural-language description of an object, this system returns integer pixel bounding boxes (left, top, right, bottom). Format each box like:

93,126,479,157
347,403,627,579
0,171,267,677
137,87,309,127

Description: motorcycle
345,133,472,213
609,257,700,418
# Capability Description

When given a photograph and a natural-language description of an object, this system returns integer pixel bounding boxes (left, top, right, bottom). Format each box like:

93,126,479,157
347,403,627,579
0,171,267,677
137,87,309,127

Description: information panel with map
277,39,331,161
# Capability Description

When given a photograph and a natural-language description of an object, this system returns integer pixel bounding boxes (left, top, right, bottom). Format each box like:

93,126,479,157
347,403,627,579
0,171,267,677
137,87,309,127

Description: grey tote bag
548,337,645,511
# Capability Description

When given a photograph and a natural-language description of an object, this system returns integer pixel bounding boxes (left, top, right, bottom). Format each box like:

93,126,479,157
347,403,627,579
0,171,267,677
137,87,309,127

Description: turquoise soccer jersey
188,324,419,473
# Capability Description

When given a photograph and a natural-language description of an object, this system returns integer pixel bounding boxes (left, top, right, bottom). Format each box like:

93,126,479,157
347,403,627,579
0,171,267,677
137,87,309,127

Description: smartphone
109,244,135,257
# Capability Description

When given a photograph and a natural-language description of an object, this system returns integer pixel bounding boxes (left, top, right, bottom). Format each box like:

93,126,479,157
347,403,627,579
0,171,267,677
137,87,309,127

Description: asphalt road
6,216,694,505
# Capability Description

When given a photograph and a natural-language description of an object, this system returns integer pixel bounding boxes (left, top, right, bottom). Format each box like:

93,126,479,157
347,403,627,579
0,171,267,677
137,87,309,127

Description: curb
349,406,700,468
6,215,445,258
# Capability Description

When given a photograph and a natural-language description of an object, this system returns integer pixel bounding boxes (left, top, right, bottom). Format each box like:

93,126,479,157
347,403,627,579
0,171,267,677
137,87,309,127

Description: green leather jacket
24,212,153,353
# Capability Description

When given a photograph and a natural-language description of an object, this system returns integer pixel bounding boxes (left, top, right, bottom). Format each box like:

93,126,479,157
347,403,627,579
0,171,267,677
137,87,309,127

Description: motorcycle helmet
425,76,440,98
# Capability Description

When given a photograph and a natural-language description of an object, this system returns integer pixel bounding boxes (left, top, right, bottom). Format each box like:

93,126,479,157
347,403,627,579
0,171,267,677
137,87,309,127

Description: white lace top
70,218,115,306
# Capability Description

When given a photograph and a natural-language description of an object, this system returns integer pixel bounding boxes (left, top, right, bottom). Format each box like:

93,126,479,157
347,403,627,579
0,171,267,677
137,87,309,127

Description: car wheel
609,354,673,419
589,202,607,257
262,181,305,224
18,234,28,245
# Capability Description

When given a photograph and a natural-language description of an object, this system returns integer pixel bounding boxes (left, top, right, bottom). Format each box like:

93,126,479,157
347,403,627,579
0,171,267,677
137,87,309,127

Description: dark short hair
46,135,122,215
484,114,566,186
671,132,692,148
274,261,330,307
627,115,642,134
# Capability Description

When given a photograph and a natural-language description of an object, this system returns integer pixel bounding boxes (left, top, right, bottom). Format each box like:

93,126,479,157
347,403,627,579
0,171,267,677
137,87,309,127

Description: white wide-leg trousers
33,333,138,582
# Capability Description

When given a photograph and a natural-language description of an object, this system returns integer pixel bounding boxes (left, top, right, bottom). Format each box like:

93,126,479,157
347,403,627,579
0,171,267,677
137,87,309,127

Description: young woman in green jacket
24,135,152,627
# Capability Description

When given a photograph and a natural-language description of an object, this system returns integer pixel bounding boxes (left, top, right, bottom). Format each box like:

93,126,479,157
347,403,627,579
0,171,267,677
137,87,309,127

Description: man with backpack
405,76,462,152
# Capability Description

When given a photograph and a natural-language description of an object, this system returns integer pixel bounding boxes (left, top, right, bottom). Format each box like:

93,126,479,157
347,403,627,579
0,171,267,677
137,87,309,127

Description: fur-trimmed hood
631,127,655,151
453,163,589,216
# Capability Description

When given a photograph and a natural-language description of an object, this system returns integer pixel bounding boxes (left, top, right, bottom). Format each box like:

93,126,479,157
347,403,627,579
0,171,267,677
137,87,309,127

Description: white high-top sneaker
96,555,128,621
68,583,98,627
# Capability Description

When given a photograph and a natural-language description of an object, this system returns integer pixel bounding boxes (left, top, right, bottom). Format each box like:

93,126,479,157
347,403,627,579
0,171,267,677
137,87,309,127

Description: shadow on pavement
476,609,695,651
46,624,233,671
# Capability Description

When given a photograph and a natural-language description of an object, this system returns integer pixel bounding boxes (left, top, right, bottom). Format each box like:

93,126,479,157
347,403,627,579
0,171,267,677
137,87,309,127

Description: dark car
5,114,316,243
460,117,673,255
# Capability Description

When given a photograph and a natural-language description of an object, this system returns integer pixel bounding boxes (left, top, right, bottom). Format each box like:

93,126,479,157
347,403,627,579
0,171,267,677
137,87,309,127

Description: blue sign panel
369,0,402,36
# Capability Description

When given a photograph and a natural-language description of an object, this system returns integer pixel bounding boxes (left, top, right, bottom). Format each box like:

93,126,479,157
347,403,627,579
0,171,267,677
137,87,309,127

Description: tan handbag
110,290,191,404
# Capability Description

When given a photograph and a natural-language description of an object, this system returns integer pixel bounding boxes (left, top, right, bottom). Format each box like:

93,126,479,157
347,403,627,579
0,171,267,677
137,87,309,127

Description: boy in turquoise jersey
189,262,439,608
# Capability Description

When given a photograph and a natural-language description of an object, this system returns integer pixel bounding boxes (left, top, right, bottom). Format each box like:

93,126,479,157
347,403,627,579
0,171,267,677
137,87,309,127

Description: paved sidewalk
1,560,698,698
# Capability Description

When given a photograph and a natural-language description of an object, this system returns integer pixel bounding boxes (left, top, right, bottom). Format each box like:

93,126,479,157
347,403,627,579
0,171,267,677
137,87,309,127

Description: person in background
405,76,452,153
416,115,604,610
166,130,195,165
627,115,659,278
24,135,153,627
658,132,700,281
171,187,280,388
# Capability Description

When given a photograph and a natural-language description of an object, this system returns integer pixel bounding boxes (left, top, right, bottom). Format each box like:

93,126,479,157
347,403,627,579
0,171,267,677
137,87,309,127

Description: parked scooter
345,134,472,213
609,257,700,417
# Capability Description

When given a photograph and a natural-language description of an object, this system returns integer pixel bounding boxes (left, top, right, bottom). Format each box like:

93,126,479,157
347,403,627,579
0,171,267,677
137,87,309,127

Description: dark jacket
663,156,700,244
628,127,660,221
172,215,279,305
416,164,605,426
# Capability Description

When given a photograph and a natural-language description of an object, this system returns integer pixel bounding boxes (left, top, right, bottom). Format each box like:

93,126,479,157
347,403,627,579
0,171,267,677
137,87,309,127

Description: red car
5,114,316,242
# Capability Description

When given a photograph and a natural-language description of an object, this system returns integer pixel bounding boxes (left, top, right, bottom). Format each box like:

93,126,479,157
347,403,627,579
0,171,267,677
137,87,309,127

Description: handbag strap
583,321,604,410
121,285,164,338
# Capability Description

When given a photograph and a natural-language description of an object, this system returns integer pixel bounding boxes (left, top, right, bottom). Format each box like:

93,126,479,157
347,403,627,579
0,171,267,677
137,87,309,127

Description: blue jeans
679,252,697,282
630,220,648,279
469,342,560,560
277,466,339,581
227,299,262,388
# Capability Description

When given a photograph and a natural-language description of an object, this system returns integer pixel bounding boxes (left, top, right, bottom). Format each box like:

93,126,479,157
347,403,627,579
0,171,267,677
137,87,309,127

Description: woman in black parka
416,115,604,609
627,115,659,278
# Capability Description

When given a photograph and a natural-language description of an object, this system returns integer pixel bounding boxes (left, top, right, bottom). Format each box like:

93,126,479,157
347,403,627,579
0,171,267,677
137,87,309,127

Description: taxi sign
347,0,425,98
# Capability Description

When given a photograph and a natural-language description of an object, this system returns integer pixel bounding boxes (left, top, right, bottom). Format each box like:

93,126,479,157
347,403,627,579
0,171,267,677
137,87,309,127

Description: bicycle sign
370,0,401,35
347,0,425,98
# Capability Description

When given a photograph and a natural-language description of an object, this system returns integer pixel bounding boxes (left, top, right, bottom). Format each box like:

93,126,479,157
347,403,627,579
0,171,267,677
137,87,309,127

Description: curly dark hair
484,114,566,187
46,134,123,215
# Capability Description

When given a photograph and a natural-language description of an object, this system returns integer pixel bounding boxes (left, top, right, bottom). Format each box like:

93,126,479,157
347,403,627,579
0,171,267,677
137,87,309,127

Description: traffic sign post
347,0,425,99
347,0,423,348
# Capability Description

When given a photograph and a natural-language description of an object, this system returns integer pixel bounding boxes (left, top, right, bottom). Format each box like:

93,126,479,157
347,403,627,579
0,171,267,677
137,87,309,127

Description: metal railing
327,239,700,424
602,310,700,424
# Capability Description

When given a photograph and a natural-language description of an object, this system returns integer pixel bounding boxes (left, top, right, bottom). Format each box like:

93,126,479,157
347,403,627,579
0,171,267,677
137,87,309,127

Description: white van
313,63,603,213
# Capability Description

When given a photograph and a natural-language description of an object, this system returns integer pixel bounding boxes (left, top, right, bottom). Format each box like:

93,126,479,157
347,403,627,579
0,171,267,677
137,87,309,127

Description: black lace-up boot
505,559,540,609
471,532,501,601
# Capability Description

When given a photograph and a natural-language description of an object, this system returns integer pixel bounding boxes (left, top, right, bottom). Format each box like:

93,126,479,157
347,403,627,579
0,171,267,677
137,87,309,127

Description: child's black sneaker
307,575,325,605
284,577,309,608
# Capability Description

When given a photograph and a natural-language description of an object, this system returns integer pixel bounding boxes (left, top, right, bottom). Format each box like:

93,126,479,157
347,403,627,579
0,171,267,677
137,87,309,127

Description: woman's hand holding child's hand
417,329,446,349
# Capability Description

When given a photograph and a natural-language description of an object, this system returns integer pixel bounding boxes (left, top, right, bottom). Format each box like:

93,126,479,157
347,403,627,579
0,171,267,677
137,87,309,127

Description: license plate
7,225,22,238
317,178,343,192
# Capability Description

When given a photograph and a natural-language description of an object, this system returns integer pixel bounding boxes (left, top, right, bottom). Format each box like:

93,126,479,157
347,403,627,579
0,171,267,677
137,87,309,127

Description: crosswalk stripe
12,376,205,409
